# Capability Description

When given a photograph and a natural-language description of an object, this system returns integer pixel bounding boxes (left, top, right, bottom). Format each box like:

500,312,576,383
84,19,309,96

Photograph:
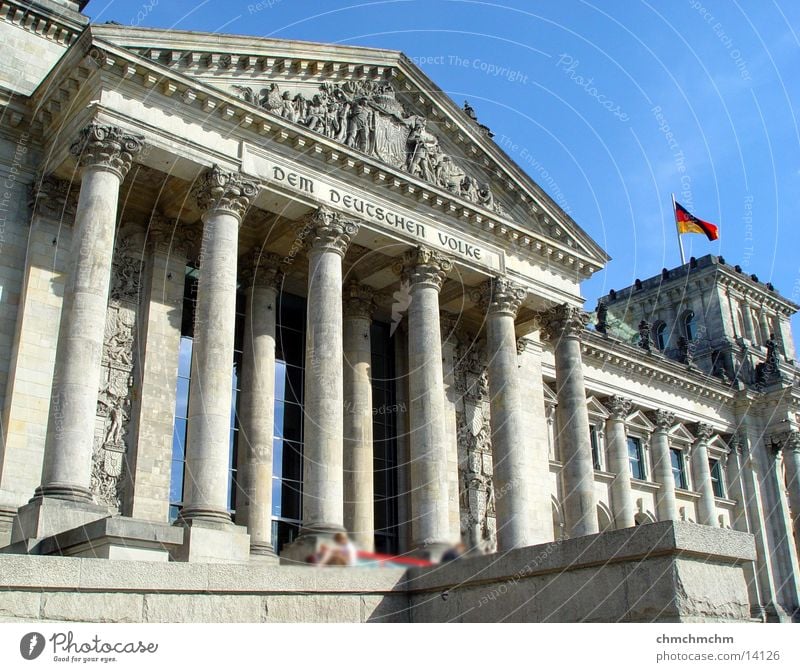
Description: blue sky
88,0,800,332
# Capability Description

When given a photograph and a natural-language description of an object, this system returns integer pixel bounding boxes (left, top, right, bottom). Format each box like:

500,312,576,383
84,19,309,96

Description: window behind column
271,292,307,554
709,458,725,498
627,436,646,480
371,321,399,555
670,448,687,489
589,424,601,470
169,267,244,521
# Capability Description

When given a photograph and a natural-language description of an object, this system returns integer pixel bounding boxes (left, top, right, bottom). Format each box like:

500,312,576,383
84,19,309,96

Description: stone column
604,396,635,529
440,311,462,544
14,125,144,543
237,252,283,560
649,410,678,521
125,216,194,522
475,278,535,550
342,281,375,551
38,124,143,502
780,431,800,555
740,300,756,341
691,422,717,526
541,303,598,538
758,308,772,345
175,166,258,562
396,247,453,555
299,208,358,538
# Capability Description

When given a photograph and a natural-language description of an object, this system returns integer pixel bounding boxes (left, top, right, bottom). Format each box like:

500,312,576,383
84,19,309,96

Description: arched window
654,322,668,350
683,311,697,341
736,308,745,338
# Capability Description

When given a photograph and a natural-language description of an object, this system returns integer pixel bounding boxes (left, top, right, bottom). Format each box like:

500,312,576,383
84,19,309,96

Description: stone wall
0,522,756,623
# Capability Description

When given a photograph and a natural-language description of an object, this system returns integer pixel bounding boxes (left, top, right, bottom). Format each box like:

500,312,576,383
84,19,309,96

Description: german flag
675,201,719,241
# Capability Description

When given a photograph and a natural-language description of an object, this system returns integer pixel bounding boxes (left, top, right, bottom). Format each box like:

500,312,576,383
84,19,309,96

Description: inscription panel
242,144,505,273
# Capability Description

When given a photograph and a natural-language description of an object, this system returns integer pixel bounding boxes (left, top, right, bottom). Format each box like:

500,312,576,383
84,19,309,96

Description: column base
9,496,109,546
0,504,16,548
33,483,95,503
4,516,183,561
249,542,279,564
170,518,250,564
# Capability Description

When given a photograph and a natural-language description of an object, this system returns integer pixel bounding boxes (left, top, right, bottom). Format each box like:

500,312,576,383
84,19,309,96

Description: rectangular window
590,425,601,470
709,458,725,498
670,448,687,489
627,436,646,480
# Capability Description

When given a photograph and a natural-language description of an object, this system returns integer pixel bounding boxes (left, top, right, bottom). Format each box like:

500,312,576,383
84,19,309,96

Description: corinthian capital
604,395,633,420
240,250,285,290
393,246,453,292
28,174,78,221
772,430,800,455
540,303,589,341
694,422,714,443
192,165,260,221
649,409,676,432
473,277,527,317
70,123,144,180
302,206,358,258
343,281,376,319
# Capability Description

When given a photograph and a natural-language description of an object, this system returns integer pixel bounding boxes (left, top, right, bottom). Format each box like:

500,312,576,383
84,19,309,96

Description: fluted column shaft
650,411,678,521
477,278,534,550
38,123,143,501
237,254,283,555
182,166,259,523
543,304,598,538
398,247,452,552
604,397,634,529
692,424,717,526
301,208,357,533
782,434,800,548
343,282,375,551
741,302,756,341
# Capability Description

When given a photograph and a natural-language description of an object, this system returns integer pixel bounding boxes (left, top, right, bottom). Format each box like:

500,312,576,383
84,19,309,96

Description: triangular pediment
88,24,608,270
669,423,696,444
586,396,610,419
625,410,655,432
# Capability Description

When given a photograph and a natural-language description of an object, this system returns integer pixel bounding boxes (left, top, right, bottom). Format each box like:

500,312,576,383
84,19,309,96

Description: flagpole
672,192,686,265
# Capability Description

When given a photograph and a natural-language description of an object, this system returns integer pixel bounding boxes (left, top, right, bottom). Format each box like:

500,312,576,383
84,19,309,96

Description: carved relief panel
92,234,144,510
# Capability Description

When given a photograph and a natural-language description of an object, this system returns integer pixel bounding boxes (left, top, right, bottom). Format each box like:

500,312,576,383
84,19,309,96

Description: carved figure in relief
346,96,374,152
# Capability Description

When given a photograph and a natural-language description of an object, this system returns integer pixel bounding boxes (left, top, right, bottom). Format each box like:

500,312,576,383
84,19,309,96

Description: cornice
36,32,605,280
576,330,735,403
0,0,88,49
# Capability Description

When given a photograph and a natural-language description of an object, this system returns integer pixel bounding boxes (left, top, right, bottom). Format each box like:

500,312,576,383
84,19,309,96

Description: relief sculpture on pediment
234,79,508,217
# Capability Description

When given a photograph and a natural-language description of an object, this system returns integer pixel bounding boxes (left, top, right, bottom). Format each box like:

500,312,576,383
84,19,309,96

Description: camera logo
20,632,45,660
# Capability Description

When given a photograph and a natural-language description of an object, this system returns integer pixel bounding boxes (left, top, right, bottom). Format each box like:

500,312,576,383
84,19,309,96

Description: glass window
683,311,696,341
627,436,646,480
655,322,668,350
590,425,601,470
709,459,725,498
670,448,687,489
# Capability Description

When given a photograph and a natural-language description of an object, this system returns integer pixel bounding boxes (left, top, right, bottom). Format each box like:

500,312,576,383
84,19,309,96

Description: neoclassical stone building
0,0,797,623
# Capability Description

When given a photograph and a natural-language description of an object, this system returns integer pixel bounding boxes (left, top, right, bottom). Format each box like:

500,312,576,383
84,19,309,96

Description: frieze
234,79,508,217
